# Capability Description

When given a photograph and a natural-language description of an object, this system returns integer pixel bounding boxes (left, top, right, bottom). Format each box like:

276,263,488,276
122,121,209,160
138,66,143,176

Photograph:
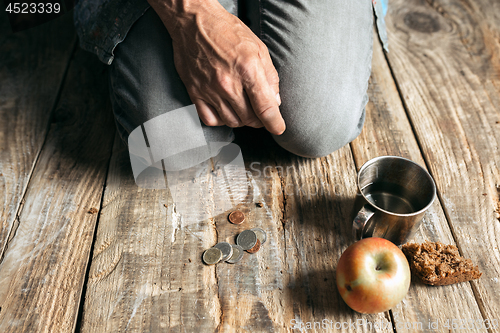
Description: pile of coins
202,242,244,265
202,211,267,265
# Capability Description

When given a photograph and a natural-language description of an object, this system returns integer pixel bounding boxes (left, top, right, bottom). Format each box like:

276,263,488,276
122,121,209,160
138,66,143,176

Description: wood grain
80,122,393,332
213,133,288,331
0,13,76,262
210,128,394,331
351,29,485,332
0,47,115,332
80,137,228,332
80,128,290,331
2,0,499,330
270,141,393,332
384,0,500,324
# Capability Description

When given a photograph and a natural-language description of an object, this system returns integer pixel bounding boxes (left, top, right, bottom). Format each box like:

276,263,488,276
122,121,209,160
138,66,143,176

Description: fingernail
275,93,281,106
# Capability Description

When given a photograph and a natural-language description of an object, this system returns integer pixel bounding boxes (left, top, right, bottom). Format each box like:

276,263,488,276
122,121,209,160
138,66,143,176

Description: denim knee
272,94,367,158
256,0,373,158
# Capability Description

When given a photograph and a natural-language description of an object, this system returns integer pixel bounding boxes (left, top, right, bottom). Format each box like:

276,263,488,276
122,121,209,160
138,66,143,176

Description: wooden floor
1,0,500,331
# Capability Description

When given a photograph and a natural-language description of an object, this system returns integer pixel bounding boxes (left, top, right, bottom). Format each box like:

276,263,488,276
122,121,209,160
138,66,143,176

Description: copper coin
228,210,245,224
246,239,261,254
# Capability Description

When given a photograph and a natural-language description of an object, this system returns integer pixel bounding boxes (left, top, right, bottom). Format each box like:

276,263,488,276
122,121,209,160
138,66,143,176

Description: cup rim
357,155,437,217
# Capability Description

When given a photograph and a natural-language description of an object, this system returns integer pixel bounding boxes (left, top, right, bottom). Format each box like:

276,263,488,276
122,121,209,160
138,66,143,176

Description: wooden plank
215,134,393,331
0,47,115,331
79,129,288,331
80,120,393,332
0,13,76,260
274,145,394,332
80,137,225,332
77,0,500,329
351,30,485,332
212,133,288,331
383,0,500,324
211,130,385,332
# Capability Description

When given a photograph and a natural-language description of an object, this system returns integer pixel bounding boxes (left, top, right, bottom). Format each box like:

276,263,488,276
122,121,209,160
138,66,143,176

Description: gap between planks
74,134,117,333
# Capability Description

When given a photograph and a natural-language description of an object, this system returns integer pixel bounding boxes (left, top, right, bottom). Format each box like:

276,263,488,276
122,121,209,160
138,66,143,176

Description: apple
336,237,411,314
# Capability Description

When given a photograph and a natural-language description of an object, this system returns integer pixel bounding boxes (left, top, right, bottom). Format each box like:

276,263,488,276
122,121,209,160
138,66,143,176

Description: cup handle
353,204,376,241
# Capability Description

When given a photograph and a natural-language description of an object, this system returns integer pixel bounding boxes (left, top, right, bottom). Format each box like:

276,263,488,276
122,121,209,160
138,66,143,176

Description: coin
236,230,257,250
228,210,245,224
226,244,244,264
251,227,267,245
246,239,261,254
214,242,233,261
202,247,223,265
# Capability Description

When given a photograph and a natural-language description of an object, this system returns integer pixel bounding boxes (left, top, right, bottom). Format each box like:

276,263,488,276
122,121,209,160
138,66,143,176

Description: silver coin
236,230,257,250
226,244,244,264
214,242,233,260
251,228,267,245
202,247,223,265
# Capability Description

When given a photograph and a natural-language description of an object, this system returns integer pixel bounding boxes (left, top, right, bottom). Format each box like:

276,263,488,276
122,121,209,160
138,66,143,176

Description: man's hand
148,0,285,135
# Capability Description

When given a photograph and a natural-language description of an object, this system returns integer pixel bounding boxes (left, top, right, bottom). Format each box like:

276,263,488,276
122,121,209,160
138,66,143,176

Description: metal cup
353,156,436,245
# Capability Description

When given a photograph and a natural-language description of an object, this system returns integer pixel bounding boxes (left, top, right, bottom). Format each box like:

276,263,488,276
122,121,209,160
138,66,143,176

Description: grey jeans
109,0,373,167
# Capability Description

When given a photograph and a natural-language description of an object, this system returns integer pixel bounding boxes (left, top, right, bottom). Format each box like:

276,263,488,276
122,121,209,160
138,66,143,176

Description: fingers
216,99,242,128
213,40,280,131
242,94,265,128
259,44,281,105
195,97,251,129
193,63,280,131
242,62,286,135
194,99,224,126
228,93,265,128
187,37,281,132
220,86,264,128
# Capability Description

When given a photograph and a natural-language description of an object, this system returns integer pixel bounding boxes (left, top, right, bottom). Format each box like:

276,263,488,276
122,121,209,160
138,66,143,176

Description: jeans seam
258,0,264,41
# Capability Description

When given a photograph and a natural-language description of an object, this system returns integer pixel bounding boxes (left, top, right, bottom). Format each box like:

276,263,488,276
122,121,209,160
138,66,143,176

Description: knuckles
226,120,242,128
254,103,276,118
236,57,261,84
186,35,278,130
238,115,259,126
216,74,235,95
268,69,280,85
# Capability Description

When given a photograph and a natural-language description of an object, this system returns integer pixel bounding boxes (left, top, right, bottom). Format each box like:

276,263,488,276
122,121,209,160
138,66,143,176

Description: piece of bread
401,241,482,286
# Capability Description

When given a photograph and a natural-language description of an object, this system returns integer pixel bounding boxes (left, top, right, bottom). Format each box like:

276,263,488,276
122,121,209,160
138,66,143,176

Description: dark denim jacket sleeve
73,0,150,65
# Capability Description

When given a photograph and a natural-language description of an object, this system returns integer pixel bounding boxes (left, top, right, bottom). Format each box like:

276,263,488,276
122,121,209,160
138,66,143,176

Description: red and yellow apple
336,237,411,314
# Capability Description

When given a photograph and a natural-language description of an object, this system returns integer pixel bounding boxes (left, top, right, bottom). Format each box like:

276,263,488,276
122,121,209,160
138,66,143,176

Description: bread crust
401,241,482,286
